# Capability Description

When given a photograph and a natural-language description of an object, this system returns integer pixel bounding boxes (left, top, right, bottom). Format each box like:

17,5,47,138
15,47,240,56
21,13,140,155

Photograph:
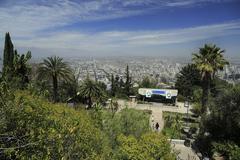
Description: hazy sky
0,0,240,58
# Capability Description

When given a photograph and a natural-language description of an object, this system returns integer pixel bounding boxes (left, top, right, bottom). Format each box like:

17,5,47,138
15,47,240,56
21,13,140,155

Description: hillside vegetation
0,83,175,159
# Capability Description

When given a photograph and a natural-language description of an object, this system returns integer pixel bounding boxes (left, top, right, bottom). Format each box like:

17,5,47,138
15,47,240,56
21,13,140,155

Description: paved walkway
173,144,200,160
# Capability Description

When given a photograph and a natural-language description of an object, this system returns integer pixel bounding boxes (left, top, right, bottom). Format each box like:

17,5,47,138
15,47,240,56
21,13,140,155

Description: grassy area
162,111,199,139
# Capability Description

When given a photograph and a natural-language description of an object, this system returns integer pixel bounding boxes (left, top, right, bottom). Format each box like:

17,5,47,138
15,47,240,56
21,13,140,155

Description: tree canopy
175,64,201,100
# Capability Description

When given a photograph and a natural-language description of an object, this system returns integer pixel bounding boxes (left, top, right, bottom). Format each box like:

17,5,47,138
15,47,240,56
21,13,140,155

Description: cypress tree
3,32,14,75
111,74,116,96
124,65,132,96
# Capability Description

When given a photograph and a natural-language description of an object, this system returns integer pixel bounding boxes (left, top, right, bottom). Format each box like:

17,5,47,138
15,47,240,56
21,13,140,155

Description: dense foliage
2,33,32,89
0,84,109,159
193,73,240,159
175,64,201,100
212,141,240,160
115,133,175,160
162,112,183,139
102,108,150,148
197,84,240,159
206,85,240,142
110,65,134,98
0,83,174,159
139,76,158,88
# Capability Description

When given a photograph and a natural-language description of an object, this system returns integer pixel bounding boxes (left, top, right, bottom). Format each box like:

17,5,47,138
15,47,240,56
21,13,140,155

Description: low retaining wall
168,139,185,145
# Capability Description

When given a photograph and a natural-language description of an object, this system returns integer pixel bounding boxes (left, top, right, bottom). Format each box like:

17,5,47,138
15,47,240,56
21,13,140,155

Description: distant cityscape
65,56,240,87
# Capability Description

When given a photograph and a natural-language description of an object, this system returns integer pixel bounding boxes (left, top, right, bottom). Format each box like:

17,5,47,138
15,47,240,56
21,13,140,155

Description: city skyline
0,0,240,57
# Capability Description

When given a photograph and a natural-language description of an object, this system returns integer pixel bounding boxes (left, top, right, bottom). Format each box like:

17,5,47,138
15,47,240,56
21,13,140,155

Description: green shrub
212,141,240,160
102,108,150,148
191,103,201,116
177,94,185,102
115,132,175,160
162,112,183,139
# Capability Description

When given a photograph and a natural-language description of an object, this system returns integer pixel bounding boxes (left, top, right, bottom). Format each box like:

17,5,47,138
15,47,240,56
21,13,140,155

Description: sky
0,0,240,58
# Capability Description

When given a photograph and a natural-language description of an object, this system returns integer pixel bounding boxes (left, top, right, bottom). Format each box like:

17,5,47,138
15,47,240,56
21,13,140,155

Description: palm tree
37,56,72,102
79,77,105,108
192,44,228,114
